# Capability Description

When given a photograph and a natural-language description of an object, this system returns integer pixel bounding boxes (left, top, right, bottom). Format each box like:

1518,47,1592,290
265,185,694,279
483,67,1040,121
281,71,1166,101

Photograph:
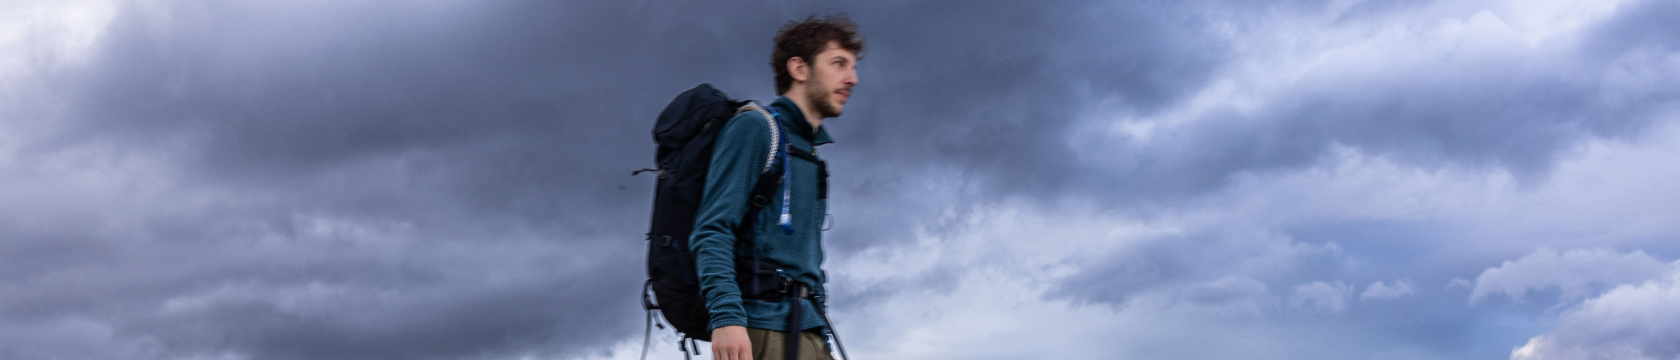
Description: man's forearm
691,230,748,329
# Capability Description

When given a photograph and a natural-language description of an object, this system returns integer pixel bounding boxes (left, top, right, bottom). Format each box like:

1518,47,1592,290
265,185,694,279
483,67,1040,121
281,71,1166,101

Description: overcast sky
3,0,1679,359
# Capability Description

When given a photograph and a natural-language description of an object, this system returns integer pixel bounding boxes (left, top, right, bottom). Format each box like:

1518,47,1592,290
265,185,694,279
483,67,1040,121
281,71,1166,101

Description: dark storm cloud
5,1,809,358
55,0,760,202
834,0,1680,210
7,0,1234,357
1031,0,1680,343
10,0,1674,358
812,0,1232,253
831,0,1227,191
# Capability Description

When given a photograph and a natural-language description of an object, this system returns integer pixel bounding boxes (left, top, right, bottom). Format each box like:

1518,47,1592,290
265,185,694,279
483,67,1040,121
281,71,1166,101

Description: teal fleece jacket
689,96,832,332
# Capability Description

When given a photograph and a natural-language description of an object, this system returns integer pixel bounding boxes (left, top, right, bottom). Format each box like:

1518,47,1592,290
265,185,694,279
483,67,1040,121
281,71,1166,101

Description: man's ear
787,56,810,82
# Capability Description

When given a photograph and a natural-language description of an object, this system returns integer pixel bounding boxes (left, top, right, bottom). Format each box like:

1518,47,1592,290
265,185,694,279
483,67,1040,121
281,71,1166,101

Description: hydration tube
766,107,795,235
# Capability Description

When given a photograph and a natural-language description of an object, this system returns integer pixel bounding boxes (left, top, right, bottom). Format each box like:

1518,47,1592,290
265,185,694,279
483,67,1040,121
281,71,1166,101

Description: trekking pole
814,302,851,360
639,310,653,360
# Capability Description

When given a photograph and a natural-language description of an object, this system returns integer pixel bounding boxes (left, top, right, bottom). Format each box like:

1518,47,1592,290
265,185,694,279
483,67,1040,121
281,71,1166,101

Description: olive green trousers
746,328,835,360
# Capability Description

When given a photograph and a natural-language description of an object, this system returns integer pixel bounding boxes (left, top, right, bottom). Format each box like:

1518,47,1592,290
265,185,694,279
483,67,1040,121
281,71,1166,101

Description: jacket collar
771,96,834,146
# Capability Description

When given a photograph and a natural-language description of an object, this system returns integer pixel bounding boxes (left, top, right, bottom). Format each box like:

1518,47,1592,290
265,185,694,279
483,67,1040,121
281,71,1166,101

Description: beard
803,76,843,119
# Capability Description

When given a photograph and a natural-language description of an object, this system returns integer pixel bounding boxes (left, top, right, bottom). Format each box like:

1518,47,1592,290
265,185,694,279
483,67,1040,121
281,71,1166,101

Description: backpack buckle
792,283,809,299
773,269,791,296
772,270,816,299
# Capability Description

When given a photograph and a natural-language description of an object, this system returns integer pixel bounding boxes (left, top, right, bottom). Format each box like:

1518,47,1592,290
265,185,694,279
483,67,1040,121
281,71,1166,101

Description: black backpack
636,84,784,353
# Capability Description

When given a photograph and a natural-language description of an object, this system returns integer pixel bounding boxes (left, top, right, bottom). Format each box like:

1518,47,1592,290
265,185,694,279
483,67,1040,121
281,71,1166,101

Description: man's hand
711,325,752,360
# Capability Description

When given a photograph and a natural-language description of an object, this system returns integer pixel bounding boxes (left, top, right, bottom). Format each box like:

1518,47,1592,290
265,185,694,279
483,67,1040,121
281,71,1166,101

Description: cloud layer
1509,252,1680,360
2,0,1679,359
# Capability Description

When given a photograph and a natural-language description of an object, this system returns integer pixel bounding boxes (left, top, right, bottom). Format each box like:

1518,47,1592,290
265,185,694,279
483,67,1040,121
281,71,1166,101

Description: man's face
801,42,859,119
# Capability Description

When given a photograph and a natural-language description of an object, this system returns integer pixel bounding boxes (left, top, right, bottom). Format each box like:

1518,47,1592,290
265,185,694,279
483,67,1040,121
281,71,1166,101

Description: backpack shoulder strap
735,102,782,175
730,102,788,298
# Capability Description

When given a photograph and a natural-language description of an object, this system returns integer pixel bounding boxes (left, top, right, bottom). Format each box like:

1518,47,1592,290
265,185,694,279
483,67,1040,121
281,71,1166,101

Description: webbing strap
786,290,803,360
785,149,827,200
786,148,820,162
745,279,845,360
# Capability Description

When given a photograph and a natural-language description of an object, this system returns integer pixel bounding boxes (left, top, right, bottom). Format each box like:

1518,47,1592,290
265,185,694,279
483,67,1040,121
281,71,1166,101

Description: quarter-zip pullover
690,96,833,331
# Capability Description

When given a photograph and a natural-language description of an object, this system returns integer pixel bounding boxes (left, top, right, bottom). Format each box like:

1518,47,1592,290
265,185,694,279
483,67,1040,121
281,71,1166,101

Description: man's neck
783,92,823,133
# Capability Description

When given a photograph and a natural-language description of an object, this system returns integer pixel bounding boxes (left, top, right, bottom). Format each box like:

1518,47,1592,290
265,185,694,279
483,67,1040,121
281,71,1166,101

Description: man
688,15,863,360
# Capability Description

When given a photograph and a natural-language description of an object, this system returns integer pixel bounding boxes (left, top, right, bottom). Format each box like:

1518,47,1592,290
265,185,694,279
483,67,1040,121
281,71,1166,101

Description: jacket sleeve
689,111,772,330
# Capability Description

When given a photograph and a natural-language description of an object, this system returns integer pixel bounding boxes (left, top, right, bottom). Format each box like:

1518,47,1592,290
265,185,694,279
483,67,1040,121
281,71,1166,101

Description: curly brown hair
772,14,865,94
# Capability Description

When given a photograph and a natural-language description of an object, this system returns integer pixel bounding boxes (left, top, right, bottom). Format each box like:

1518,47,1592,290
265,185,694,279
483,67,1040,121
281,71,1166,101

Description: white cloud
0,0,117,81
811,200,1367,359
1510,261,1680,360
1483,0,1633,45
1470,248,1671,304
1361,279,1417,301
